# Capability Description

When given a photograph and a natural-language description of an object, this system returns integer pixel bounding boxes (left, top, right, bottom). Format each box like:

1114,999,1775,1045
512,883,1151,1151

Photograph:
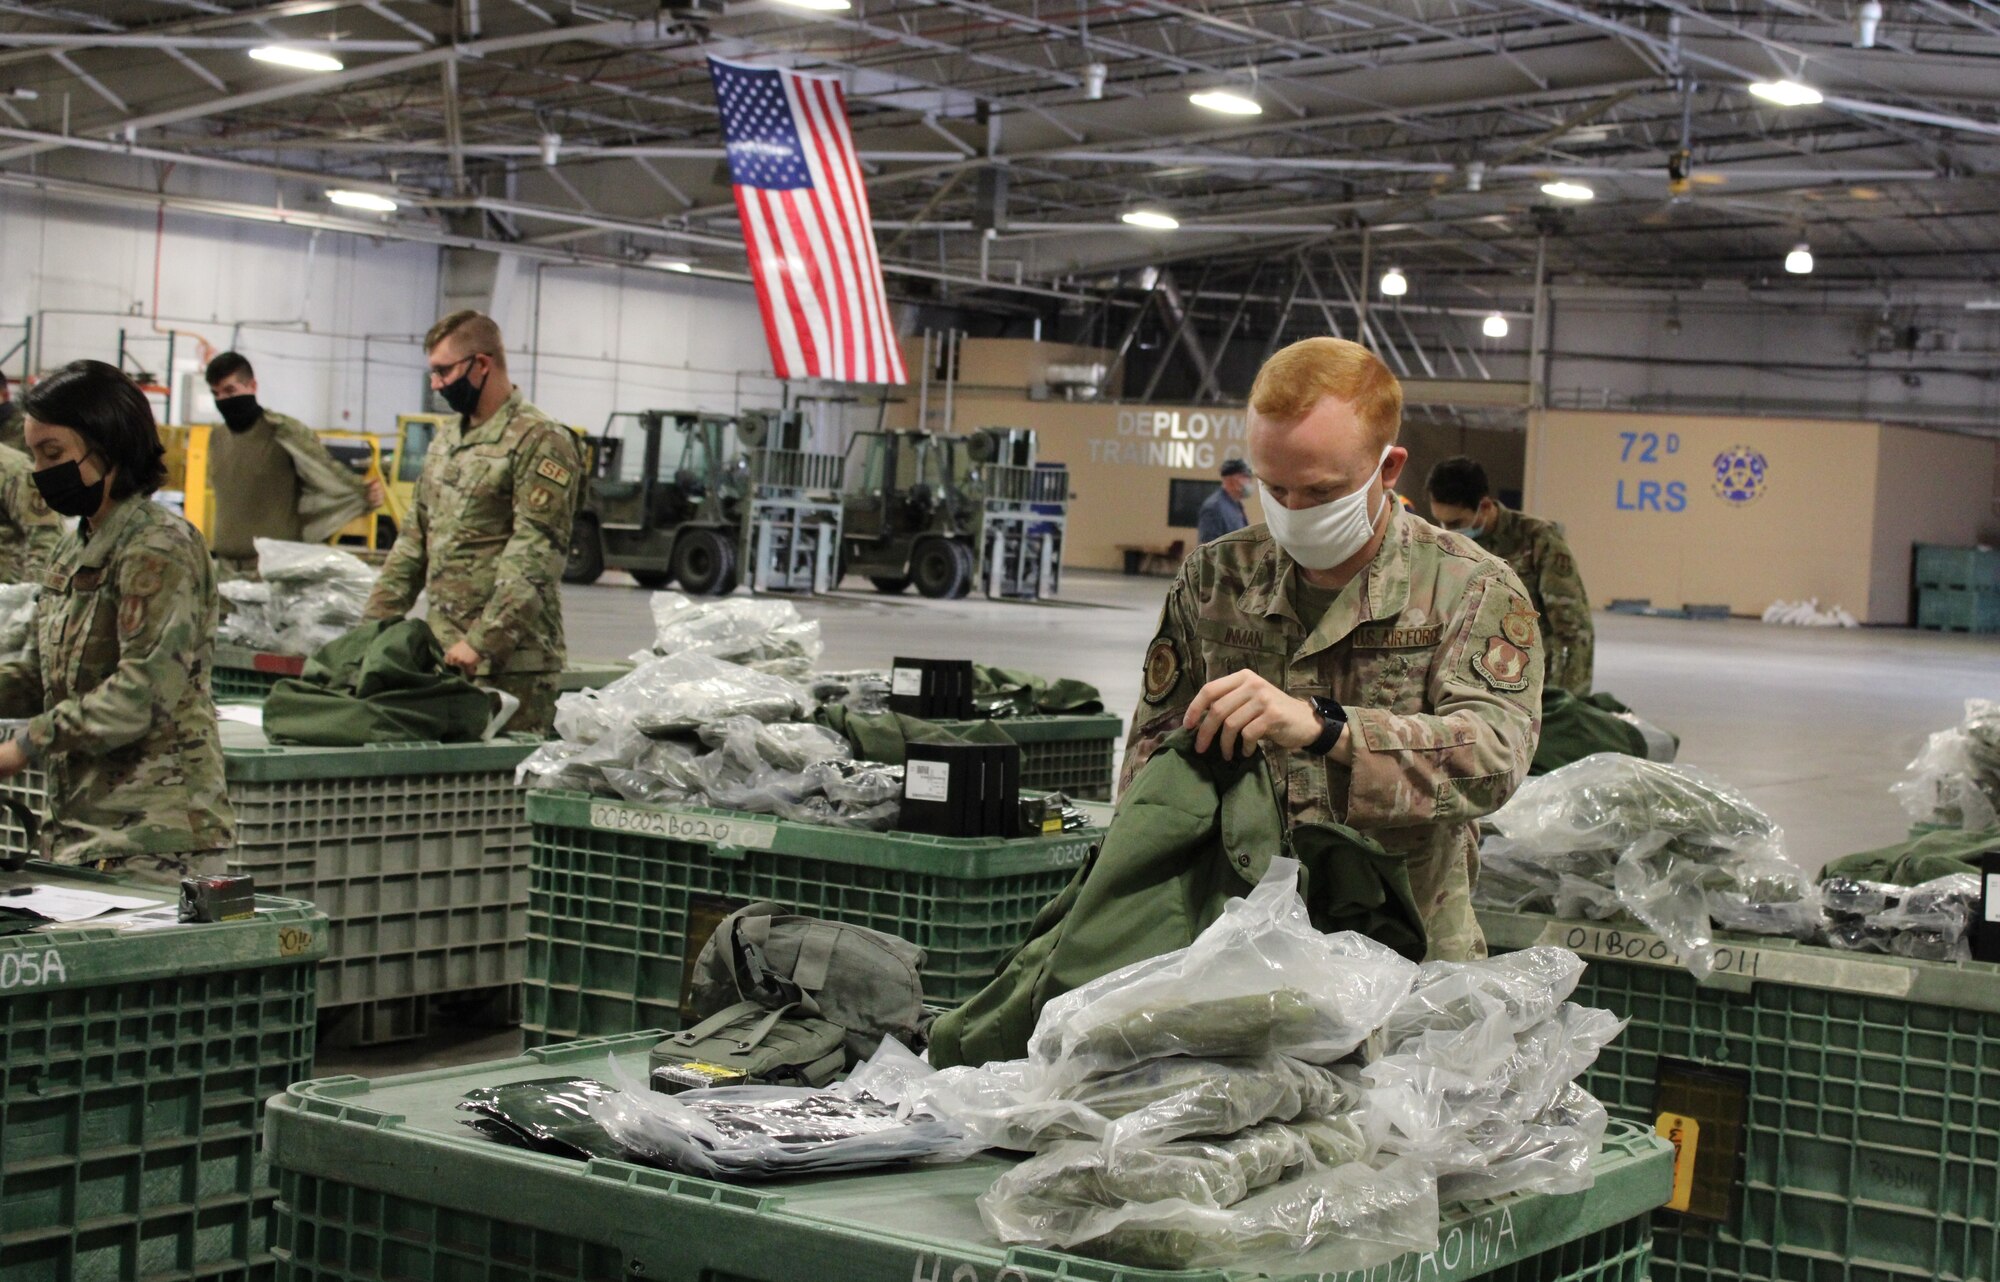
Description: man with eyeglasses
363,311,583,734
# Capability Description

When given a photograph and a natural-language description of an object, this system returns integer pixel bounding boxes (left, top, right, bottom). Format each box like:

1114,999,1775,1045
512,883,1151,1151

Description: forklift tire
869,576,910,595
632,570,675,589
674,528,737,596
912,539,969,600
947,541,976,599
563,516,604,585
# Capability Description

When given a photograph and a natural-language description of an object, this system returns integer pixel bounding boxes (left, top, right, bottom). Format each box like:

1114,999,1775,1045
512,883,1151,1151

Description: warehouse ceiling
4,0,2000,318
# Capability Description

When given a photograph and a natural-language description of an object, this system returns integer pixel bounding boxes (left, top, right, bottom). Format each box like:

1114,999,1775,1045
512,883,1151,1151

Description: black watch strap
1306,697,1347,756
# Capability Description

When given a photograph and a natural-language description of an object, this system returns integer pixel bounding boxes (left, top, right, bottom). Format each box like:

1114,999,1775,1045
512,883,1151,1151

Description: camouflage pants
485,670,562,737
92,850,227,887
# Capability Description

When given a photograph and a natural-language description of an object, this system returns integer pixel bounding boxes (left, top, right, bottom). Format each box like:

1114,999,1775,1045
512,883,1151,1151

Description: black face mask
438,360,487,418
215,394,263,433
33,458,105,519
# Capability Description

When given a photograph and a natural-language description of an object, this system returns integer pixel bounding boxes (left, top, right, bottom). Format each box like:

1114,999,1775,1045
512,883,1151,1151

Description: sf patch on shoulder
1142,635,1183,705
1473,633,1532,692
536,457,574,487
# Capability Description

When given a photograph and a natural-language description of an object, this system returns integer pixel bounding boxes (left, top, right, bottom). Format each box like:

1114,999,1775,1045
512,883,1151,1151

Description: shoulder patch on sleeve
536,457,573,487
1472,634,1533,692
1142,635,1183,705
125,552,168,598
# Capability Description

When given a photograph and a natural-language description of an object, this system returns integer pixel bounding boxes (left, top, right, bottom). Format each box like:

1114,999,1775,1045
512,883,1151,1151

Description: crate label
279,926,315,958
1308,1206,1518,1281
588,802,778,850
0,947,65,990
906,760,951,803
1658,1111,1701,1211
891,667,924,697
1532,922,1915,997
1985,874,2000,922
1861,1152,1935,1205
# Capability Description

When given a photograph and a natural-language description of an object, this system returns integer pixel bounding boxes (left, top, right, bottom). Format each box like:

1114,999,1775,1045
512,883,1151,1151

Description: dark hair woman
0,359,234,880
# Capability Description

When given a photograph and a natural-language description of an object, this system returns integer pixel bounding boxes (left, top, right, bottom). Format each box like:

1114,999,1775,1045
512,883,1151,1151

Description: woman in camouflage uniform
0,361,234,882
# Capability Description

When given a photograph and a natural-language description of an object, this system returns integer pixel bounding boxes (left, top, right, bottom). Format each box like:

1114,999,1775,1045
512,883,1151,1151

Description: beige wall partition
1525,409,1999,624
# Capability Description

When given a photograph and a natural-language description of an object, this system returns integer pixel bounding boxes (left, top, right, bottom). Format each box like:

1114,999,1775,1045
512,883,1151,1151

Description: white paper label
891,667,925,698
587,803,778,850
1986,875,2000,923
1531,920,1916,998
906,760,952,803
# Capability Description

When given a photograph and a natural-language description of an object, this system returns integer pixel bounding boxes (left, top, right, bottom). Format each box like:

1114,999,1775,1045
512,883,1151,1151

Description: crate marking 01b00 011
1533,922,1916,997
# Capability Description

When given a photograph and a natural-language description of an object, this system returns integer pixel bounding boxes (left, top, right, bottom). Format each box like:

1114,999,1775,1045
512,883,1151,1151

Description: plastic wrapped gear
641,592,823,678
587,1038,981,1179
251,538,378,653
1026,860,1418,1087
1488,753,1815,977
1893,700,2000,832
923,1054,1355,1155
553,653,813,744
458,1077,630,1161
1823,872,1979,962
1436,1084,1608,1205
984,1153,1439,1273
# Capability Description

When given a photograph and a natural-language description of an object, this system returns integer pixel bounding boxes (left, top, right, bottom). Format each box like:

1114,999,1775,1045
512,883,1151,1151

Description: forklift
562,408,844,595
838,426,1069,600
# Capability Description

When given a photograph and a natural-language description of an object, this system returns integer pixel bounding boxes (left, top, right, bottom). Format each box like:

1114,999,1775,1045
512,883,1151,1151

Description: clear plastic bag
1893,700,2000,831
253,538,377,653
1436,1084,1607,1205
922,1054,1354,1155
1025,859,1419,1087
587,1038,980,1179
641,592,823,678
1823,872,1979,962
553,653,813,744
982,1152,1439,1273
1490,753,1815,978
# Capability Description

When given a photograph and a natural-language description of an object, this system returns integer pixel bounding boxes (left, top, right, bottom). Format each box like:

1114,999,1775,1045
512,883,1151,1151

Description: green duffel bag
648,1000,848,1093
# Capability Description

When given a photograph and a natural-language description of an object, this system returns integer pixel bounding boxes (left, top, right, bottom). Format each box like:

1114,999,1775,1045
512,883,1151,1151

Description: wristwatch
1305,696,1348,757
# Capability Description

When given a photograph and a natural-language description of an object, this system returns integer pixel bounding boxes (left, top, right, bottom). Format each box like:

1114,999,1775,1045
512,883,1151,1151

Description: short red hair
1249,337,1402,452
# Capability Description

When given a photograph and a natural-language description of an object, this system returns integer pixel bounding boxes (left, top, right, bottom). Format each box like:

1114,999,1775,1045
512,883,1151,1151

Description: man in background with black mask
363,311,582,735
204,351,383,577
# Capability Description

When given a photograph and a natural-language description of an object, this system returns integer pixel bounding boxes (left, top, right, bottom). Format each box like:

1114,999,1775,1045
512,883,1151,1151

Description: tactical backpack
689,902,927,1062
649,1001,847,1093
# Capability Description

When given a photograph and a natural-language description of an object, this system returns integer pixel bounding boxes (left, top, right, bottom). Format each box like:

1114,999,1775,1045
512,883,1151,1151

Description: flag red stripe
814,77,897,381
775,188,841,380
794,76,864,381
732,184,798,378
757,187,822,376
797,76,872,380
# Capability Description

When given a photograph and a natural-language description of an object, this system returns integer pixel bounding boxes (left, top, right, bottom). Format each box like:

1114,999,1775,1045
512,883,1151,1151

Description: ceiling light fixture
1855,0,1883,48
540,133,561,166
648,256,693,273
1785,242,1815,274
1540,180,1595,201
1189,88,1261,116
327,189,397,212
248,45,343,72
1749,79,1824,107
1084,63,1107,100
1379,267,1408,297
1482,313,1509,339
1121,209,1179,230
772,0,854,10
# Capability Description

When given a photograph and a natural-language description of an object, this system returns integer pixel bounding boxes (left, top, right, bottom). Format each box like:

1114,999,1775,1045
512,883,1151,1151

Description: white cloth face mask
1258,445,1393,571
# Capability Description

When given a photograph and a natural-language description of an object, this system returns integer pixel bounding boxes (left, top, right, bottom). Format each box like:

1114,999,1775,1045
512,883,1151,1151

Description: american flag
709,57,908,386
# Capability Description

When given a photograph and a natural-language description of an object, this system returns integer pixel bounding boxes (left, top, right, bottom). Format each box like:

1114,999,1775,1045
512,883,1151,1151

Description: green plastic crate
522,789,1098,1045
1915,543,2000,592
1916,585,2000,633
1479,907,2000,1282
933,713,1123,801
212,646,632,702
221,726,541,1046
265,1031,1672,1282
2,862,327,1282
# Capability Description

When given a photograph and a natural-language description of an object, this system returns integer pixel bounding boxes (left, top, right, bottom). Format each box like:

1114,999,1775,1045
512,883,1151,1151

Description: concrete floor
319,569,1998,1079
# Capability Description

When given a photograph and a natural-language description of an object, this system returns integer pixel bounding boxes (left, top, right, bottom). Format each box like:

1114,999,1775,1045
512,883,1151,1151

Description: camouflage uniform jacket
0,402,23,453
363,388,580,676
1122,506,1545,960
0,496,235,864
0,443,65,584
1478,504,1593,697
